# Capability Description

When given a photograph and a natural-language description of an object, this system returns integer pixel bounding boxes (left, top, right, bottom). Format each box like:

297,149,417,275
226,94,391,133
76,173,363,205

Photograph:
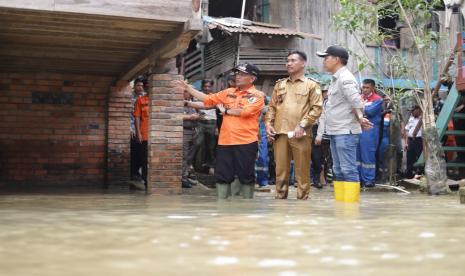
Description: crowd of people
130,44,461,201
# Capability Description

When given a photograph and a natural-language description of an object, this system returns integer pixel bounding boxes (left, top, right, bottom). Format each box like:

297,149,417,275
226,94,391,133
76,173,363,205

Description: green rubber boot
216,183,231,199
241,184,254,199
230,177,242,197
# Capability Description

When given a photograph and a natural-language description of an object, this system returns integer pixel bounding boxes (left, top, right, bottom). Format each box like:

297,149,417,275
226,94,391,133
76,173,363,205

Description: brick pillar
107,81,132,186
147,73,184,194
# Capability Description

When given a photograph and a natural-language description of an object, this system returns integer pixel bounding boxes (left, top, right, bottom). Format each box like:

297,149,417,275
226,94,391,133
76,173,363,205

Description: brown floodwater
0,187,464,276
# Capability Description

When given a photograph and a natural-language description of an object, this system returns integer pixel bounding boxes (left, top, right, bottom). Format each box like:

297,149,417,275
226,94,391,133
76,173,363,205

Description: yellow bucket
333,181,344,201
343,181,360,203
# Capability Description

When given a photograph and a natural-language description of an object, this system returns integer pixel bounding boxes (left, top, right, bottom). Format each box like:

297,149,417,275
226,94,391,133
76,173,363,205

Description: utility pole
236,0,247,65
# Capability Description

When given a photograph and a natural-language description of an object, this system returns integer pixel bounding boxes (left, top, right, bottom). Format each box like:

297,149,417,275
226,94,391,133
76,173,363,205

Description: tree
332,0,449,195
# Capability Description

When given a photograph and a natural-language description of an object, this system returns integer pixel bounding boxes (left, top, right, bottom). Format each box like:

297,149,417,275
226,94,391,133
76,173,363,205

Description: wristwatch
224,108,229,115
299,121,306,129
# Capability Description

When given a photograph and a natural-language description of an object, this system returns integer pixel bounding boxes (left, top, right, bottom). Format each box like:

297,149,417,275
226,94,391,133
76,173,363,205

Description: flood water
1,188,464,276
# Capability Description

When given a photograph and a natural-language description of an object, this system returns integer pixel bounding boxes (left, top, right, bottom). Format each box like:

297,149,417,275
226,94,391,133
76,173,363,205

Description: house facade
0,0,202,194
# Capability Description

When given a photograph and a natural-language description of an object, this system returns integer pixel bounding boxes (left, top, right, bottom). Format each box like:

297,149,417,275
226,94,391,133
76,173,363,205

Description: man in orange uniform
130,77,147,184
174,63,264,199
133,79,150,189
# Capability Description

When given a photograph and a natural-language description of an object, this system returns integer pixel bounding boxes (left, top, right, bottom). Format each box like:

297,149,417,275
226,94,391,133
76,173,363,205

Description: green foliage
331,0,443,121
305,67,331,87
332,0,443,80
332,0,378,36
306,66,319,74
333,0,449,187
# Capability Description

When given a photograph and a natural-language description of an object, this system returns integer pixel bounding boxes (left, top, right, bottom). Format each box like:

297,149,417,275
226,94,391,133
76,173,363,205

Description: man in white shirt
316,45,372,203
404,105,423,178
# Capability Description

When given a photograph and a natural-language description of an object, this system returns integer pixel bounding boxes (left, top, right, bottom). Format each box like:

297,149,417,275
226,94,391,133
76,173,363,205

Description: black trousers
268,143,276,184
133,140,148,182
406,137,423,178
215,142,258,185
311,143,323,182
192,120,217,168
130,137,139,179
182,128,195,180
321,139,332,180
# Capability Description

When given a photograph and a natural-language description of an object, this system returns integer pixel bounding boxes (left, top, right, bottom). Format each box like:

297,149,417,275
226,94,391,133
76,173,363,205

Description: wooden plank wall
269,0,460,80
204,35,237,72
269,0,352,72
0,8,180,75
0,0,196,22
184,48,203,80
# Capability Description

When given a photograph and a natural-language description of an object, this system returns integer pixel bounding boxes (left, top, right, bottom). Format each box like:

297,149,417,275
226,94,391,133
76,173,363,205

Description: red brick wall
107,81,132,185
148,74,184,194
0,72,112,187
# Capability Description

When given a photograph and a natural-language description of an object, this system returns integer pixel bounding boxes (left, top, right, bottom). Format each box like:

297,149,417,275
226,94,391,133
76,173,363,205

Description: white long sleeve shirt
405,116,422,138
325,67,364,135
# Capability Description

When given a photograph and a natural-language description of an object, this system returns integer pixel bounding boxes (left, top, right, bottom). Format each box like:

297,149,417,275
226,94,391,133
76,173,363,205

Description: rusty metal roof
204,16,321,40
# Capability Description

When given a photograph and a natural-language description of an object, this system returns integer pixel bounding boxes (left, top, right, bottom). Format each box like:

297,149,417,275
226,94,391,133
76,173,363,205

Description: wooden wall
0,0,199,22
269,0,460,80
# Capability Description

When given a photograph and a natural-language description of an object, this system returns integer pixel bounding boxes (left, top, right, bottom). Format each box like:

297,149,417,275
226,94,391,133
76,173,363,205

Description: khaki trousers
274,134,312,199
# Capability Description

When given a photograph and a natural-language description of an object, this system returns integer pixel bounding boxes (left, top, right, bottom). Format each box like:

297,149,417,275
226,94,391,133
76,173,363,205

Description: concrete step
442,146,465,151
445,130,465,136
446,162,465,168
453,113,465,119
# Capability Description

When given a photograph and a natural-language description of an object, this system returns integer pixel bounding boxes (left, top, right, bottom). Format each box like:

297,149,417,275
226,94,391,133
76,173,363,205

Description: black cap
134,75,148,85
316,45,349,60
233,63,260,77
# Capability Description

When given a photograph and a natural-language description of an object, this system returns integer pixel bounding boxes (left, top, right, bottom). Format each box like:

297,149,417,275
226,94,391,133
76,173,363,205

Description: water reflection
0,189,464,275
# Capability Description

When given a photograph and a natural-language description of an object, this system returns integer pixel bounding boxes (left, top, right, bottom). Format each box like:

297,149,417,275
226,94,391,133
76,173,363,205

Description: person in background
130,77,147,184
256,96,270,187
433,90,446,115
267,133,276,186
133,77,150,190
182,90,201,188
226,73,236,88
378,94,393,182
313,87,331,188
310,123,323,189
315,88,332,186
404,105,423,179
216,74,236,133
189,79,218,175
358,79,383,187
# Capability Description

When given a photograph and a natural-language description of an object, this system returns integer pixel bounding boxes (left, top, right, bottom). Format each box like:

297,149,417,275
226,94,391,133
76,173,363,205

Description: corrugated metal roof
204,16,321,40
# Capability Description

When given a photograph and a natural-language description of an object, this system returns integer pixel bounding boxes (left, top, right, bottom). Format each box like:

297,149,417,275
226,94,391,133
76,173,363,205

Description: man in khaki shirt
265,51,323,200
